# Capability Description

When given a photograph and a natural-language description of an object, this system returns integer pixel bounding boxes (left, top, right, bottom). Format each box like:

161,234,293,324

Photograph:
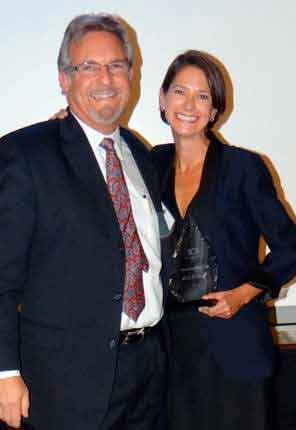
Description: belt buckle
123,327,145,345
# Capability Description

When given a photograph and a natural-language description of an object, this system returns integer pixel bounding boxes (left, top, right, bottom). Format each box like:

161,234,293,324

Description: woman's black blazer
151,133,296,380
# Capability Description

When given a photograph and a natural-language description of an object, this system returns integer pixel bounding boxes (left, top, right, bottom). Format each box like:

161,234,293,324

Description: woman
150,50,296,430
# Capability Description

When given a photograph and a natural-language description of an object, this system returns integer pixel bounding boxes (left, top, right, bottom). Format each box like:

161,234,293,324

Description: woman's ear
210,108,218,122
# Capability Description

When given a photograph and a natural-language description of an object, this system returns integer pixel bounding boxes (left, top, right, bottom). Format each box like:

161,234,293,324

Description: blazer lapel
188,134,223,242
59,111,120,236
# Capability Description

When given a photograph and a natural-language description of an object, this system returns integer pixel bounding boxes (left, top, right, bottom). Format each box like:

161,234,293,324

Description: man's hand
198,283,262,319
0,376,29,428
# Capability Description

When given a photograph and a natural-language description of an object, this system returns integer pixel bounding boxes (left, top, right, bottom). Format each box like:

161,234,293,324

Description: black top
156,147,219,304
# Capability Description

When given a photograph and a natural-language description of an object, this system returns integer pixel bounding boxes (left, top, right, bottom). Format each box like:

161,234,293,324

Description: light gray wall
1,0,295,301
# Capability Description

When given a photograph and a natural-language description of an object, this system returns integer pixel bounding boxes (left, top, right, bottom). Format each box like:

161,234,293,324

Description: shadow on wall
212,52,295,225
119,18,142,132
117,18,151,151
211,53,295,290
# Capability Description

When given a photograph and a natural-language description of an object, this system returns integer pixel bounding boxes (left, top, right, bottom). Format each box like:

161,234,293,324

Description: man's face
59,31,132,133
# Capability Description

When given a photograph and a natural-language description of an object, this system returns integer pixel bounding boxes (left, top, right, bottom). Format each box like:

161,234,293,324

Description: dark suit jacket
0,112,165,430
151,133,296,381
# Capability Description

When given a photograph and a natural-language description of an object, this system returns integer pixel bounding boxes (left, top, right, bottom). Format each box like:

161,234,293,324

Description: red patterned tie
101,138,149,321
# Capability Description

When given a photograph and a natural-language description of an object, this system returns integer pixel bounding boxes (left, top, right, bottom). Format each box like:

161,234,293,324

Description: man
0,14,168,430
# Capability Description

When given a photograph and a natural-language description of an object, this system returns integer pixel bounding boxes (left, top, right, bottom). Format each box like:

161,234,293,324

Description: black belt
119,322,160,345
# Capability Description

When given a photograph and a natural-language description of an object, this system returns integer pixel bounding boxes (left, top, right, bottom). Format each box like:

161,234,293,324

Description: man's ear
58,72,71,95
159,89,166,112
128,66,134,83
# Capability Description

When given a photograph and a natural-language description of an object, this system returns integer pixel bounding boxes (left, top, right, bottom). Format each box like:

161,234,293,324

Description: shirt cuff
0,370,20,379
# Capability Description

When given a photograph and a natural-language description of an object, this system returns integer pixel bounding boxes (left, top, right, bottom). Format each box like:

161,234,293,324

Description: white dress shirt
75,116,163,330
0,116,163,378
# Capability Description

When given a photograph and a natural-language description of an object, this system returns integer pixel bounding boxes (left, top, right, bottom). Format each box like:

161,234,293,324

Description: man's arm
0,137,35,427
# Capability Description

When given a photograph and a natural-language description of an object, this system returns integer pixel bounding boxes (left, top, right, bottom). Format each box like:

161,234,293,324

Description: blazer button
112,293,122,302
109,339,117,350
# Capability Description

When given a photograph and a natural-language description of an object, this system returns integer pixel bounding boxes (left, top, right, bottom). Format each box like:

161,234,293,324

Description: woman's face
160,66,217,140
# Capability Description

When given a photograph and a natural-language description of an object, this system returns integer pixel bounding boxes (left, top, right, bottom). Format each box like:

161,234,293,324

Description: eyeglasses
66,60,129,76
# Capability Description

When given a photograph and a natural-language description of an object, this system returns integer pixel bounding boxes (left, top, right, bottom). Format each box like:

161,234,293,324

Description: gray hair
57,13,133,73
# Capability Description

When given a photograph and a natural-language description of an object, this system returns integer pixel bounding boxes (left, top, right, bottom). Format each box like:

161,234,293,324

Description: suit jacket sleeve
0,138,35,370
244,152,296,296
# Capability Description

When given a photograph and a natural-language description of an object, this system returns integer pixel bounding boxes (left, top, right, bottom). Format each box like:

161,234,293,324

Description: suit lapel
59,112,120,236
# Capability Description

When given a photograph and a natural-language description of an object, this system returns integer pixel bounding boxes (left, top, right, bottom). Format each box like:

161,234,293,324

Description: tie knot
100,138,115,152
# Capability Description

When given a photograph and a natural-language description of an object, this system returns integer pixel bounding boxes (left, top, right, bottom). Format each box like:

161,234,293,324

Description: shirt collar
71,111,122,156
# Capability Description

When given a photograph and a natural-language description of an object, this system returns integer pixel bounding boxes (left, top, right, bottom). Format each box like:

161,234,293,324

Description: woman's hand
49,108,68,120
198,283,262,319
